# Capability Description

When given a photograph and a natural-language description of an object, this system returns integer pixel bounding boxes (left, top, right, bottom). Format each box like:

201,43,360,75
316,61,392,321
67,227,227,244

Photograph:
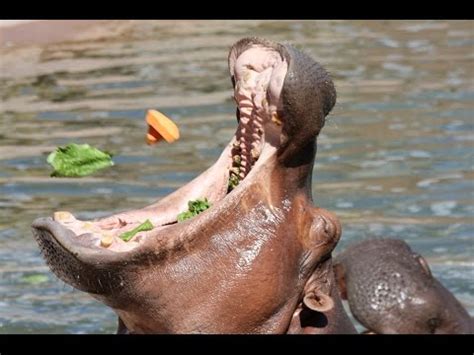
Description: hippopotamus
333,238,473,334
32,37,356,334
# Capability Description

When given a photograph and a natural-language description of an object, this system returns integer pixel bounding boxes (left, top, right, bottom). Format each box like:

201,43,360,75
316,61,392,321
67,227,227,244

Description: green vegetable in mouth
177,198,211,222
119,219,154,242
228,173,240,190
47,143,114,177
228,154,241,191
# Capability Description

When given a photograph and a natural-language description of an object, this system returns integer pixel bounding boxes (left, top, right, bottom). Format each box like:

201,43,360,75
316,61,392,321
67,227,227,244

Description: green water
0,20,473,333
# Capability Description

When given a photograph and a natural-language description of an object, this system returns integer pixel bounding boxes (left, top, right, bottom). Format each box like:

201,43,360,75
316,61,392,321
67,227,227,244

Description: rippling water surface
0,20,473,333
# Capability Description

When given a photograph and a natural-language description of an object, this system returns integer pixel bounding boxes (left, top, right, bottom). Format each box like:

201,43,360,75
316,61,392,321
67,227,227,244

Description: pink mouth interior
53,45,288,252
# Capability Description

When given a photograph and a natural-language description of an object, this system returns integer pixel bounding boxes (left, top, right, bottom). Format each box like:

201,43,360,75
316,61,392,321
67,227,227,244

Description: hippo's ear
333,262,348,300
413,253,432,278
303,290,334,313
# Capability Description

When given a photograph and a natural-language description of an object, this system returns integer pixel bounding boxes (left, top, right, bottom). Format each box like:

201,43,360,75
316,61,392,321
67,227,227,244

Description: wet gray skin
334,239,473,334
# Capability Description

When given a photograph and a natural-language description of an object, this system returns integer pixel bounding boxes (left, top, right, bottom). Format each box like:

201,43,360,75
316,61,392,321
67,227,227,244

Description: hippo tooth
251,148,260,160
240,115,251,124
83,222,94,230
53,211,75,223
271,112,282,126
243,70,252,83
239,107,253,117
100,234,114,248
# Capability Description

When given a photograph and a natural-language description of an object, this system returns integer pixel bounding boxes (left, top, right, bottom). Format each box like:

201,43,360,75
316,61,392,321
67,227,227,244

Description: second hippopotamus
334,238,473,334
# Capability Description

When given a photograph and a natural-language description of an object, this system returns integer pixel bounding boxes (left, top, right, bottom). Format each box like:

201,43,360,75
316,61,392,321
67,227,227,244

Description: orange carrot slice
145,109,180,144
146,125,164,144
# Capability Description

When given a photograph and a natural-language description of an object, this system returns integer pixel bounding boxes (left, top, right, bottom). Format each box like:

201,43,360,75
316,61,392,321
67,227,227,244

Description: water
0,20,473,333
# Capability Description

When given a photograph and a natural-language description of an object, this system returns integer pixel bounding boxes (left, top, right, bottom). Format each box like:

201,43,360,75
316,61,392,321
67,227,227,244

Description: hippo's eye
427,317,440,333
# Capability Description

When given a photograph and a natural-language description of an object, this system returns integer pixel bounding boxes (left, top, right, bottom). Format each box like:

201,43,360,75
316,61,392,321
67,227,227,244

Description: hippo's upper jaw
32,37,352,334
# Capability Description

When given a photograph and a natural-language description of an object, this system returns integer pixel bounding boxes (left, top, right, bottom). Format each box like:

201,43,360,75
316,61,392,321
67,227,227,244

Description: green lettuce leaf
177,198,211,222
47,143,114,177
119,219,154,242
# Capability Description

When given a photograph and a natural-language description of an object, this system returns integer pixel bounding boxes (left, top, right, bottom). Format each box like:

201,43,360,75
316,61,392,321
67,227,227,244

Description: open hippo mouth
32,37,345,334
34,40,288,255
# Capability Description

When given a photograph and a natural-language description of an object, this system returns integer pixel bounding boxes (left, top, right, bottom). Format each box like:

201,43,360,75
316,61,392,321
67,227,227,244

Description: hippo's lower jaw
32,136,282,292
32,37,355,334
